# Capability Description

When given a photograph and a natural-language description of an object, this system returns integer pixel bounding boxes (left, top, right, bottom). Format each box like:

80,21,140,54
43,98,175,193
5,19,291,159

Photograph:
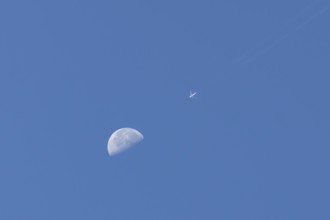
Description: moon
107,128,144,156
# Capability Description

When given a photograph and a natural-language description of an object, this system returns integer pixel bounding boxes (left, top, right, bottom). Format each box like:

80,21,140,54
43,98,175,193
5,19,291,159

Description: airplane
189,90,197,99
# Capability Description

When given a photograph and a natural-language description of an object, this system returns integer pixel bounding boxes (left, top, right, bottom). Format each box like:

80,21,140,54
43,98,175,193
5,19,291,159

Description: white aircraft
189,90,197,99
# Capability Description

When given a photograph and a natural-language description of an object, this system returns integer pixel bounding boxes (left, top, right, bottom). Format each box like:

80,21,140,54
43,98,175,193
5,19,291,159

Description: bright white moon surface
107,128,144,156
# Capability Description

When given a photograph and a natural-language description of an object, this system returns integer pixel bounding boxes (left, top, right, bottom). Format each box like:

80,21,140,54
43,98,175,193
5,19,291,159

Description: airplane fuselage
189,92,197,98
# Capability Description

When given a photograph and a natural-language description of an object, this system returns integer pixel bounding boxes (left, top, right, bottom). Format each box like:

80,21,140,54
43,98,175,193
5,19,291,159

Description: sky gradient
1,0,330,219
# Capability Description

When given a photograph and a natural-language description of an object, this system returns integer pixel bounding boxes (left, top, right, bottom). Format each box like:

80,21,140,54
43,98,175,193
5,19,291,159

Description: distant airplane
189,90,197,99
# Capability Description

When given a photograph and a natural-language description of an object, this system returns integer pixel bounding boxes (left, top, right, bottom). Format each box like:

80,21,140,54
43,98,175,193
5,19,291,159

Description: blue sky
1,0,329,219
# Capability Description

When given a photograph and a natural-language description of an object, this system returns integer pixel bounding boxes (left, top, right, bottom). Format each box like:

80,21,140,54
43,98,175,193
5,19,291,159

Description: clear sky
1,0,329,219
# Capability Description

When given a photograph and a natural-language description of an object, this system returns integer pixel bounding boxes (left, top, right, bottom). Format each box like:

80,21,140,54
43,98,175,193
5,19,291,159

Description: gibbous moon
107,128,144,156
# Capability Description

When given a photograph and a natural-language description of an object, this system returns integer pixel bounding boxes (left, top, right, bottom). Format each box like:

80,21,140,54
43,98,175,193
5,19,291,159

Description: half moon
107,128,144,156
